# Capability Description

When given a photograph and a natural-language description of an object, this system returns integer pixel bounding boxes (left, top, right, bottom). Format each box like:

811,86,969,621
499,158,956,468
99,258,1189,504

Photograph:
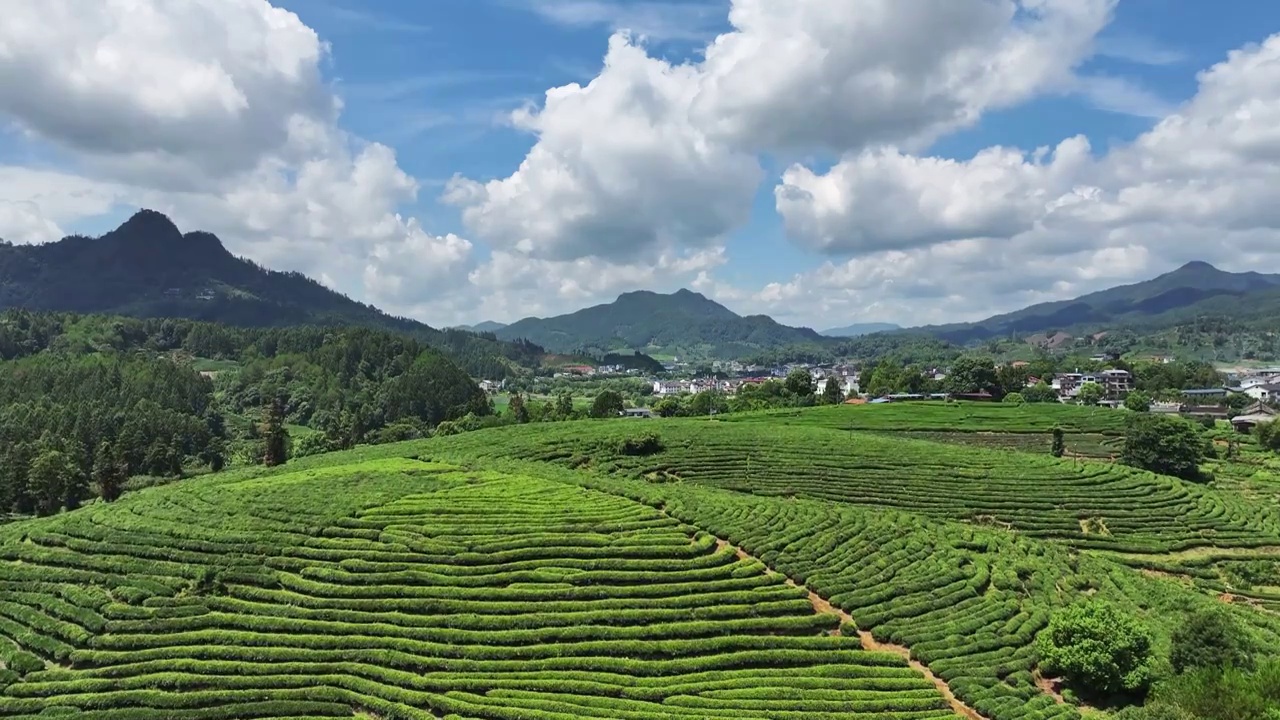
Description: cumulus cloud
735,33,1280,326
447,0,1116,271
0,0,474,321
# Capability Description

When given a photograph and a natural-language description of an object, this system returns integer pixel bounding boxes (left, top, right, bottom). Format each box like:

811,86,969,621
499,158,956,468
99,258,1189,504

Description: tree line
0,310,490,516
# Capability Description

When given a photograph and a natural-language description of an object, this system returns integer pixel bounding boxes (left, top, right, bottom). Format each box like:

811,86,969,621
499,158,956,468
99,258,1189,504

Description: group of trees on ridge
0,310,490,516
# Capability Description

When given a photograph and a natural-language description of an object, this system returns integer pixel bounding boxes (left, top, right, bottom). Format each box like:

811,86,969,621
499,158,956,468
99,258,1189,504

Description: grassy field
2,405,1278,718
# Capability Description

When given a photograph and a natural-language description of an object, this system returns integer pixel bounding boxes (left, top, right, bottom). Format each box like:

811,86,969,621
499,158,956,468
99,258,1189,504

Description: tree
784,369,815,398
261,394,289,467
1051,427,1065,458
92,441,123,503
1122,414,1208,481
1003,392,1025,405
28,448,79,516
1125,390,1152,413
1024,381,1059,403
1036,600,1155,697
689,389,729,417
1169,607,1255,674
1256,420,1280,453
822,377,844,405
652,396,682,418
945,356,997,395
1077,381,1103,406
507,392,530,424
590,390,625,418
554,392,574,420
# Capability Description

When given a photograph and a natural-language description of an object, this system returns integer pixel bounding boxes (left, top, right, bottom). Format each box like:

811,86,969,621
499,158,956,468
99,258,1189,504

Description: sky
2,1,1280,331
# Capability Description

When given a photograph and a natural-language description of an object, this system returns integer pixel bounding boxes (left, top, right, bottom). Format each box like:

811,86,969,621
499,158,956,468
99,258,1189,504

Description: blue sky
283,0,1280,301
3,0,1280,329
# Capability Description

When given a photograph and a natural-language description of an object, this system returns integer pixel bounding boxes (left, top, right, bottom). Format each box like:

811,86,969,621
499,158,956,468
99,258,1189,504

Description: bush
1125,391,1152,413
1003,392,1025,405
1169,607,1255,674
1036,599,1155,697
1122,414,1209,481
616,432,665,457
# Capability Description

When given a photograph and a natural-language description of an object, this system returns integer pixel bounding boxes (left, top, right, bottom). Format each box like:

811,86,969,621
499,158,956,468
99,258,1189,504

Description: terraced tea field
0,457,958,719
724,402,1128,435
442,420,1280,553
4,408,1279,720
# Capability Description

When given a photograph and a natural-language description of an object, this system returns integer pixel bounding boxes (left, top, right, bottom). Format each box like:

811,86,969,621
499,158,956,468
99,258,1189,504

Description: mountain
821,322,901,338
454,321,508,333
0,209,541,377
495,288,826,359
914,261,1280,344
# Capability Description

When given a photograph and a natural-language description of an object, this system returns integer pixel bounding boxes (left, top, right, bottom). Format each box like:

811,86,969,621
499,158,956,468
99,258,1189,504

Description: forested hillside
0,310,490,515
0,209,541,378
496,288,827,358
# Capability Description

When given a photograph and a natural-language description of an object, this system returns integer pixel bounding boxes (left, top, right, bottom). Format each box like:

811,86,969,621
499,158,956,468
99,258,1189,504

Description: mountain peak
115,209,182,240
1173,260,1219,273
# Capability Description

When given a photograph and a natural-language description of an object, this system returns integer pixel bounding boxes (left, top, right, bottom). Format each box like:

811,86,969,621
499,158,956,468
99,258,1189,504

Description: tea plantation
1,406,1278,719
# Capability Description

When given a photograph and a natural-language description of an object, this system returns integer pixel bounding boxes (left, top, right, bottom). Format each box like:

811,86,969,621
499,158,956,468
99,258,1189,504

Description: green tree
92,440,123,503
1024,381,1059,403
784,369,814,398
1077,381,1103,406
651,396,682,418
1255,420,1280,453
1169,607,1255,674
1051,427,1065,458
261,395,289,467
507,392,530,424
945,356,997,395
28,448,79,516
554,392,574,419
822,377,844,405
1036,600,1155,697
590,390,625,418
1122,414,1208,481
1003,392,1025,405
689,389,729,416
1125,390,1152,413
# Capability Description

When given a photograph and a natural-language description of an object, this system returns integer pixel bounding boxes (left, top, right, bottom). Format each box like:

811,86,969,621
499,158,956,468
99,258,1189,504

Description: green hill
2,409,1277,717
495,288,826,359
914,261,1280,344
0,209,541,377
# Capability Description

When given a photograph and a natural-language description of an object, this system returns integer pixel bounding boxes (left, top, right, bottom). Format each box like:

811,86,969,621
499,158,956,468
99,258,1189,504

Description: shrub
1124,391,1152,413
1169,607,1255,674
1036,599,1155,697
616,432,665,457
1003,392,1025,405
1122,414,1209,481
1051,427,1065,457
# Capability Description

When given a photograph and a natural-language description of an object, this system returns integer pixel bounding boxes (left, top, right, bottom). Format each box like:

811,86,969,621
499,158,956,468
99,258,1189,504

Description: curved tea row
0,459,955,719
455,421,1280,553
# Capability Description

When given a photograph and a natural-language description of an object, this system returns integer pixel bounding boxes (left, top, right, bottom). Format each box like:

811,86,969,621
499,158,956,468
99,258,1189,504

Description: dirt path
713,538,986,720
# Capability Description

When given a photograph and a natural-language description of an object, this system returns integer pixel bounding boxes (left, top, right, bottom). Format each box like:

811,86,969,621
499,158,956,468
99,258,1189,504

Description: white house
816,378,858,397
1244,383,1280,403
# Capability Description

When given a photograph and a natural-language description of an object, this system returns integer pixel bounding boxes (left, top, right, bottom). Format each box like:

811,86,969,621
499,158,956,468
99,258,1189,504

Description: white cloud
443,33,762,264
448,0,1116,280
730,33,1280,327
0,0,474,322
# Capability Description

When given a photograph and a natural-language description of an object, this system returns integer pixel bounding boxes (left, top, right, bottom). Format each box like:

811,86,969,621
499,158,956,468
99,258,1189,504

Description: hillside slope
495,288,826,358
821,322,901,337
914,261,1280,343
0,209,540,376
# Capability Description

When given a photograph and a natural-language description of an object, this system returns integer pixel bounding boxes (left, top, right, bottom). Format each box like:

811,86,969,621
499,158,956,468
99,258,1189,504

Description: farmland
1,404,1278,719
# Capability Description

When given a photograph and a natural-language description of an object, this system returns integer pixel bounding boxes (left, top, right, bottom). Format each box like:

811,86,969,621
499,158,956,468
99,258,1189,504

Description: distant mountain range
453,321,508,334
4,210,1274,366
917,261,1280,344
821,322,901,338
0,210,541,376
493,289,826,359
